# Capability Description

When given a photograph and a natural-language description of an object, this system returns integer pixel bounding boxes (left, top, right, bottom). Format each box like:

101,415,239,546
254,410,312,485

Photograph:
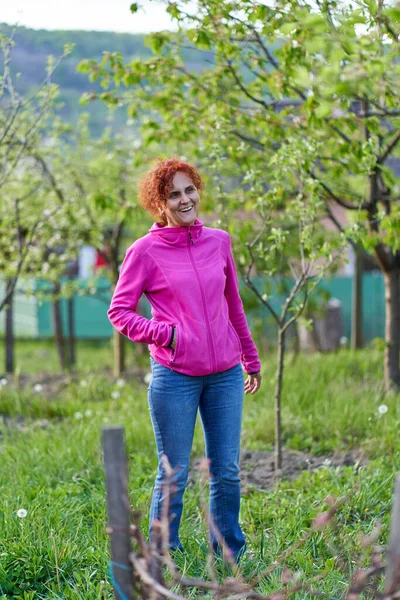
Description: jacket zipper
187,228,217,373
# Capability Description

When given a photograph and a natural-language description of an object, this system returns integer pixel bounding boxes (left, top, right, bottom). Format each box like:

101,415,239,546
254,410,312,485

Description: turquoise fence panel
319,273,385,342
36,277,152,339
240,273,386,344
0,278,38,337
36,278,113,339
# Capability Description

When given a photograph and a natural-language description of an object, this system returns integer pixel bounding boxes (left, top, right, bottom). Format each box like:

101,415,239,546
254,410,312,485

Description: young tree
80,0,400,392
0,33,73,373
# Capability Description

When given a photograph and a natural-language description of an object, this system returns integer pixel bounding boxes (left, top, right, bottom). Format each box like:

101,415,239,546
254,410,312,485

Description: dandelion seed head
74,412,83,420
80,380,88,388
33,383,43,393
17,509,27,518
116,378,126,388
144,372,152,385
111,391,120,400
378,404,388,415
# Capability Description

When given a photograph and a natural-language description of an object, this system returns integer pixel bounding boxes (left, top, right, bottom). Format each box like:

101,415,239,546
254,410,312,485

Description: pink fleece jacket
108,220,261,376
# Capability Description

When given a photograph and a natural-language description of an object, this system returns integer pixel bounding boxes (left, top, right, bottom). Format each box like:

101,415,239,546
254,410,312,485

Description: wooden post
52,282,69,371
102,427,135,600
385,475,400,596
351,250,363,350
67,295,76,367
5,279,14,374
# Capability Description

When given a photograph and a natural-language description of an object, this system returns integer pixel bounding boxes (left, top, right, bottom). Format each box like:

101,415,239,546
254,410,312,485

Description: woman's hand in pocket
171,327,177,350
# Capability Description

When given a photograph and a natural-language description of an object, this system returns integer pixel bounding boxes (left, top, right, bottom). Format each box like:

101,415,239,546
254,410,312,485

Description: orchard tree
238,138,344,469
0,34,74,374
80,0,400,392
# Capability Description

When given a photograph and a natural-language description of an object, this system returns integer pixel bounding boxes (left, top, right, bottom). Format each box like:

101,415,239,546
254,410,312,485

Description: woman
108,157,262,561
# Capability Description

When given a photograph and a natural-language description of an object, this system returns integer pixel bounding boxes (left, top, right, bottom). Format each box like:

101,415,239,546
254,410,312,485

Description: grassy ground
0,340,399,598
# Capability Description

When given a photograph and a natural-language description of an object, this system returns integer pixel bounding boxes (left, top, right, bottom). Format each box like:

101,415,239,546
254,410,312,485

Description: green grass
0,341,399,598
0,338,115,375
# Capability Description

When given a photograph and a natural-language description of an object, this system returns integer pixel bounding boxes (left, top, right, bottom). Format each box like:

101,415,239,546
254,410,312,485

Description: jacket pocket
229,321,242,353
169,324,180,368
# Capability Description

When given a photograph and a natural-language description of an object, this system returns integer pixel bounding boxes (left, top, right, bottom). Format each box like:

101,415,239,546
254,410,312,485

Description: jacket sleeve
107,247,172,347
224,237,261,374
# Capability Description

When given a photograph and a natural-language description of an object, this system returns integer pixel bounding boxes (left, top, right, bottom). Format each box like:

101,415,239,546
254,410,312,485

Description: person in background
108,157,262,561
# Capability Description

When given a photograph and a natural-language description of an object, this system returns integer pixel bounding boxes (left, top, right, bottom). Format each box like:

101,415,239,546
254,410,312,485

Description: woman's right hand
171,327,177,350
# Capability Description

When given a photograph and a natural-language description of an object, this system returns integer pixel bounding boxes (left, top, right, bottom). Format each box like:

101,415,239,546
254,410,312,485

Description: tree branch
310,171,368,210
379,129,400,164
231,129,266,150
225,59,273,110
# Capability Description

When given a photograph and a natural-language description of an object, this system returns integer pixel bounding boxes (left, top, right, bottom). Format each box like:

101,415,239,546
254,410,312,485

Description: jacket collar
149,219,204,247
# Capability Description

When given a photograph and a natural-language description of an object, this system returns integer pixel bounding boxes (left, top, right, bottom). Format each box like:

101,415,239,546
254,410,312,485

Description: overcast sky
0,0,179,34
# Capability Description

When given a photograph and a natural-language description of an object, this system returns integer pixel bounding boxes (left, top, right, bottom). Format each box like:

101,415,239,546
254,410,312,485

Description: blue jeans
148,358,246,560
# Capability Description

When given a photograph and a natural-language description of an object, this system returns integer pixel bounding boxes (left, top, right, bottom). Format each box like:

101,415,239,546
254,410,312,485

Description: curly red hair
138,157,204,223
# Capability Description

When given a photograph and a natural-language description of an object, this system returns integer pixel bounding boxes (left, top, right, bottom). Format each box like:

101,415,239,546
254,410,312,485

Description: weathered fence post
102,426,135,600
385,475,400,597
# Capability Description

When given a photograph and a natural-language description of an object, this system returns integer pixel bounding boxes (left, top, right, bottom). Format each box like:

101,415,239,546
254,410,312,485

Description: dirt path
192,448,367,491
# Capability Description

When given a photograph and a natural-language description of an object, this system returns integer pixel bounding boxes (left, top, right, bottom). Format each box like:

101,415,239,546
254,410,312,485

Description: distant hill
0,24,211,136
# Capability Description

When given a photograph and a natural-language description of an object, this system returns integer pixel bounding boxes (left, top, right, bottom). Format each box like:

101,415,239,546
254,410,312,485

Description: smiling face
164,171,200,228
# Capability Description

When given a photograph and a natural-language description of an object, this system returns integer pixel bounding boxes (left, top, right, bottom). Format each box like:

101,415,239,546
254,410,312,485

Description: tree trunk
113,328,126,378
383,269,400,392
351,250,363,350
111,262,126,378
67,295,76,367
52,282,69,372
5,279,14,374
274,329,286,473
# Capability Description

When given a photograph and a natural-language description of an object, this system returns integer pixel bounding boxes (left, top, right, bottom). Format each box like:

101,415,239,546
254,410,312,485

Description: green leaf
363,0,377,15
195,30,211,50
315,102,331,119
130,3,139,13
63,43,75,55
77,59,94,75
280,22,297,35
147,33,167,54
166,2,181,19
